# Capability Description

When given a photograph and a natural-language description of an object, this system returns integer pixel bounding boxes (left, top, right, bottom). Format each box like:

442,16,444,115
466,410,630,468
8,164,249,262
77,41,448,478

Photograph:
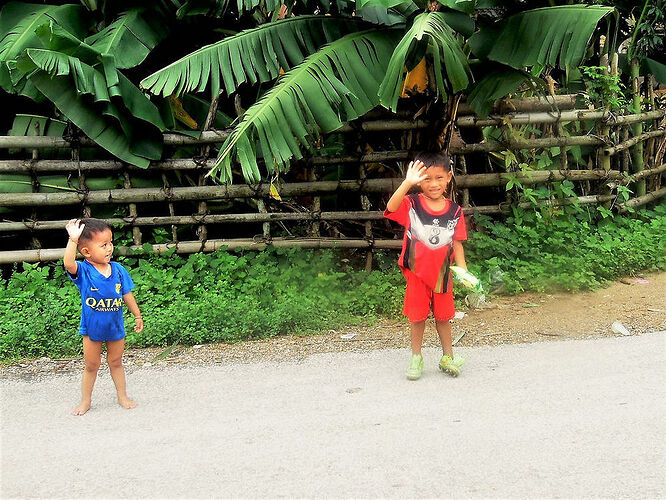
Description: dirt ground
1,272,664,379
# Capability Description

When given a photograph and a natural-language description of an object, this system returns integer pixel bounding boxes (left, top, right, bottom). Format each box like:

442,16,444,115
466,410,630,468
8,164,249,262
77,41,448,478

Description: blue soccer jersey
68,260,135,341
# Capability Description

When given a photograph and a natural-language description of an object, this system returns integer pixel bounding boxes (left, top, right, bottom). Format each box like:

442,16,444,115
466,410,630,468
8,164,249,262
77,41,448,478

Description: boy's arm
123,292,144,332
386,160,427,212
453,240,467,270
64,219,84,275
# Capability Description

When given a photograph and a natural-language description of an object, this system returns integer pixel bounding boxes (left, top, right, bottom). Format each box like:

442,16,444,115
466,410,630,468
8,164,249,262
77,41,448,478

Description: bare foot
72,401,91,416
118,396,137,409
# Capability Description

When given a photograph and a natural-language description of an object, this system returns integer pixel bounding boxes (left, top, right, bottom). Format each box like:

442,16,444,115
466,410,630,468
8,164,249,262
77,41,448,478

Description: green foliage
466,202,666,295
140,16,370,98
469,6,616,71
580,66,627,111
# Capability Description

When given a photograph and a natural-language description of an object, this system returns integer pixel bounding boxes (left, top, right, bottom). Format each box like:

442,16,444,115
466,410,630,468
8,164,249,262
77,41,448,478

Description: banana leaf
84,9,165,69
30,70,154,167
212,29,401,183
141,16,370,99
0,2,88,95
469,6,616,71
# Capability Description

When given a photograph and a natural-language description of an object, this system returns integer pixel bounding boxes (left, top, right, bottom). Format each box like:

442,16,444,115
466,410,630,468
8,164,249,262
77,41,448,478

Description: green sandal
439,354,465,377
406,354,424,380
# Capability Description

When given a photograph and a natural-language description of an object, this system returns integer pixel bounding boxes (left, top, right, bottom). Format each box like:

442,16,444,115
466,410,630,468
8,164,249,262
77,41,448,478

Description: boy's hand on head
134,316,144,332
405,160,427,186
66,219,85,243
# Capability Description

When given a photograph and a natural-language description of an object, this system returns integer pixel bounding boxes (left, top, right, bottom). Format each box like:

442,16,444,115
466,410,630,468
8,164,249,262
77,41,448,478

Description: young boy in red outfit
385,152,468,380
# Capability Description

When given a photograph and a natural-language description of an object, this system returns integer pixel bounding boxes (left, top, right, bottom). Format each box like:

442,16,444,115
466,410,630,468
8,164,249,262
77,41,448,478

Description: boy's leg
434,292,465,377
435,320,453,358
410,321,426,354
73,335,102,416
403,270,429,380
435,320,466,376
406,321,426,380
106,339,137,409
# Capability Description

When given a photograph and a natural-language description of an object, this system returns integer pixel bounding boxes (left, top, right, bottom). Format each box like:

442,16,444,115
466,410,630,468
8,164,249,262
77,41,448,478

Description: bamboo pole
308,169,321,237
2,107,661,152
555,122,568,170
456,109,665,128
0,120,428,150
0,170,629,207
161,173,178,242
0,158,211,172
456,95,578,115
621,126,630,173
630,58,645,196
0,238,404,264
458,156,469,207
256,199,270,239
618,186,666,212
123,171,142,245
0,211,388,232
451,135,605,154
604,129,666,156
359,164,373,272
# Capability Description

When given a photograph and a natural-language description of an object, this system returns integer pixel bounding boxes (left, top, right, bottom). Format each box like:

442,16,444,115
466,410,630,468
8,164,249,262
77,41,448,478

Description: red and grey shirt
385,194,467,293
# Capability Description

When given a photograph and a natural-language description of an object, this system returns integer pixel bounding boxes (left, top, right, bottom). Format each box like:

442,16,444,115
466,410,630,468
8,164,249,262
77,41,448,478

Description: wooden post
556,122,568,170
161,173,178,242
29,123,41,249
458,156,470,208
308,168,321,237
621,126,630,174
196,91,224,243
630,58,646,196
73,145,91,218
123,171,142,246
359,164,373,272
256,199,270,239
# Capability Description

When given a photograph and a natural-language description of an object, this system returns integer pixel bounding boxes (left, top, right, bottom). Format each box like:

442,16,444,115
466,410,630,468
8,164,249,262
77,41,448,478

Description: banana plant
141,1,617,182
1,3,167,167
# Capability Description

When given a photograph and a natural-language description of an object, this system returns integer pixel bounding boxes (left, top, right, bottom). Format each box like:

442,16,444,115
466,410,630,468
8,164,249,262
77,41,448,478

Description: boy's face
418,165,452,200
80,229,114,266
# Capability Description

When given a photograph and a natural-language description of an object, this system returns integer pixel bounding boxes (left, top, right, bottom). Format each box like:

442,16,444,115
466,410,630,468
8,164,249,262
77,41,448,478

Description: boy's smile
82,229,114,267
418,165,452,201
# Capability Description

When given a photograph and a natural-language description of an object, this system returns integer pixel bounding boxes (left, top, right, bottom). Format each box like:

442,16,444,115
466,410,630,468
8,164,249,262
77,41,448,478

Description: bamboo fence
1,94,665,264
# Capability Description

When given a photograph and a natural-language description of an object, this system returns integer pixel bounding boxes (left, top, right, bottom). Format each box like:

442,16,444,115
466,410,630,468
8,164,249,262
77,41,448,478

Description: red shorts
402,269,455,323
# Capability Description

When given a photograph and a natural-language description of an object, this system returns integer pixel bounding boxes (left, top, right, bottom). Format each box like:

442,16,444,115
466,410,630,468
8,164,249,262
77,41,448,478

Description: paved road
2,333,665,499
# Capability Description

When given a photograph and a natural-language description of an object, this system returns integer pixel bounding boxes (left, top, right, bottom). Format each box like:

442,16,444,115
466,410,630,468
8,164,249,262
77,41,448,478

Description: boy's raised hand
404,160,427,186
66,219,85,243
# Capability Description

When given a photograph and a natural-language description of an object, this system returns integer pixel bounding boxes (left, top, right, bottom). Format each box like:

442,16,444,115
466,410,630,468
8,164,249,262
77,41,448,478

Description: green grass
1,201,665,361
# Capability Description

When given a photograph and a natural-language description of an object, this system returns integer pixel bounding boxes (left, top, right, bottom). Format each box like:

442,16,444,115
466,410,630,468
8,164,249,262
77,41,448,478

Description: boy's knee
84,360,101,372
107,356,123,369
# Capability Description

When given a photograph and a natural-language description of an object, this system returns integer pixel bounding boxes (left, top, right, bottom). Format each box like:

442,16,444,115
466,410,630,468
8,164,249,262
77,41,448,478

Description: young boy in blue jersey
64,218,143,415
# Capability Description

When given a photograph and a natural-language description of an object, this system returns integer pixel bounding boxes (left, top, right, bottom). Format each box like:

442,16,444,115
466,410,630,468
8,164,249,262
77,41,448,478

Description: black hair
78,218,111,245
413,151,453,172
412,151,457,202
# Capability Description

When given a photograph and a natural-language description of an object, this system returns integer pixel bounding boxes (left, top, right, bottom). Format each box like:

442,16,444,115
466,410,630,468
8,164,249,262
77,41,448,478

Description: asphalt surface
2,333,665,499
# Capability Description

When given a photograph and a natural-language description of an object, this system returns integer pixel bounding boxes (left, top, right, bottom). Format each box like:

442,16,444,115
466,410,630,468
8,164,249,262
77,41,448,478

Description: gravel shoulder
1,272,665,380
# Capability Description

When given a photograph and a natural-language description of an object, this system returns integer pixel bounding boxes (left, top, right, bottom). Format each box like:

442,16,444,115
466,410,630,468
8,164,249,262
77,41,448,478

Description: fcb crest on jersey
116,283,122,294
406,195,460,250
